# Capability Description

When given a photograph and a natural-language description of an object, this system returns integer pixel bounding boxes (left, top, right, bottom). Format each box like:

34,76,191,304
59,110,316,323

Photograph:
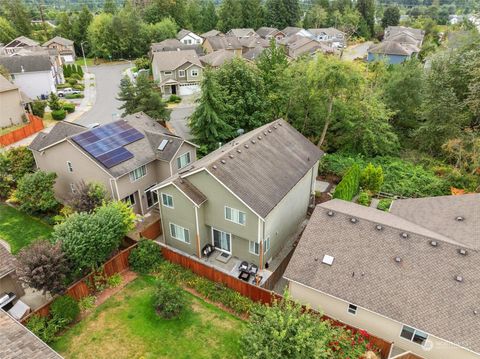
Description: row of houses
150,26,346,96
0,36,76,100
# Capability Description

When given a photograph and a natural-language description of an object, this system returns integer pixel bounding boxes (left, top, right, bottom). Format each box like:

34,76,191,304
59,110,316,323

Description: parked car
57,88,81,97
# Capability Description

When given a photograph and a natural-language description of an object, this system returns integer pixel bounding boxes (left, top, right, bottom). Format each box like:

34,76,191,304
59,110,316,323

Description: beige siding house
153,119,323,270
29,112,197,215
152,50,203,96
284,196,480,359
202,36,243,56
42,36,75,63
0,75,25,128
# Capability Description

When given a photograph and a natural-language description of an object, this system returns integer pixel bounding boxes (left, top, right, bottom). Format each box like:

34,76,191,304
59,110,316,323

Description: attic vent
278,122,283,126
229,154,234,159
474,310,478,315
251,140,256,144
236,149,242,153
244,144,249,149
322,254,334,266
220,160,226,164
350,217,358,224
257,136,262,140
458,248,468,256
263,131,267,136
455,216,464,222
400,232,409,239
394,256,402,263
135,114,140,118
455,275,464,283
375,224,383,231
327,211,334,217
212,165,217,170
158,139,169,151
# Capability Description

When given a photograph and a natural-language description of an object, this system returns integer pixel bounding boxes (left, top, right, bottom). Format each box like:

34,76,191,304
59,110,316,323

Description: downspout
258,217,263,270
138,190,145,215
194,206,201,258
157,190,167,244
109,178,116,199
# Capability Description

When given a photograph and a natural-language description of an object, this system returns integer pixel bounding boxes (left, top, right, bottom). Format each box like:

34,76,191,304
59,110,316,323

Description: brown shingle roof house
285,197,480,359
0,310,62,359
29,112,197,215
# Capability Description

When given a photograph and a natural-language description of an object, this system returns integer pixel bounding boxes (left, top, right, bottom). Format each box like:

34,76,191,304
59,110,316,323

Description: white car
57,88,81,97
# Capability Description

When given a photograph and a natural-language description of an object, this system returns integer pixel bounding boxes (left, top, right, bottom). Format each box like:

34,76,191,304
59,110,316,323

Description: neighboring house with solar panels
29,112,197,215
284,194,480,359
152,119,323,270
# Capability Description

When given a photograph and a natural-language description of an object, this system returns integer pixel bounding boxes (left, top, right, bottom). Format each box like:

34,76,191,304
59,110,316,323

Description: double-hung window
400,325,428,346
177,152,191,169
129,165,146,182
170,223,190,243
145,185,159,208
249,241,260,255
178,70,186,77
161,193,174,208
225,206,246,225
191,69,199,77
348,304,357,315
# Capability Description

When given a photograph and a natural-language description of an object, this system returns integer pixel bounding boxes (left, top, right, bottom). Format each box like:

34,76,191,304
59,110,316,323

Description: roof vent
458,248,468,256
229,154,234,159
135,114,140,118
251,140,256,144
350,217,358,224
236,149,242,153
278,122,283,126
257,136,262,140
212,165,217,170
263,131,267,136
474,310,478,315
455,275,463,283
375,224,383,231
327,211,334,217
244,144,249,149
430,240,438,247
455,216,464,222
400,232,409,239
273,125,277,129
268,129,272,133
322,254,334,266
221,160,226,164
394,256,402,263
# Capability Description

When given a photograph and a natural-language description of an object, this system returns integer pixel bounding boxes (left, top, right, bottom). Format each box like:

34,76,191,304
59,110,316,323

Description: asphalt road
76,62,131,126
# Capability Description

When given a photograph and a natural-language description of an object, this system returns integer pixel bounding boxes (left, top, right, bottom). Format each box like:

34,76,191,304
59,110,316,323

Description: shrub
135,57,150,70
70,73,82,80
129,239,163,274
79,295,96,311
168,94,181,103
63,64,71,78
67,78,78,86
26,315,58,343
357,191,371,206
65,93,84,99
72,83,84,90
31,100,47,117
50,295,80,327
67,181,106,213
361,163,384,194
377,198,392,212
56,83,70,89
76,65,84,77
106,273,122,288
48,92,61,111
154,280,188,319
333,164,361,201
62,102,75,113
51,109,66,120
13,171,58,214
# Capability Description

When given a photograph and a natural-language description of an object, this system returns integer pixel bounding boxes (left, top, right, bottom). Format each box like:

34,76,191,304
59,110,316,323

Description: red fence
0,114,44,146
161,245,393,359
140,219,162,240
21,243,137,324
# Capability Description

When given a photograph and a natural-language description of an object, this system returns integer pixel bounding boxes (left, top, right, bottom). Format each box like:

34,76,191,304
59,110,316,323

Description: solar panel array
71,120,144,169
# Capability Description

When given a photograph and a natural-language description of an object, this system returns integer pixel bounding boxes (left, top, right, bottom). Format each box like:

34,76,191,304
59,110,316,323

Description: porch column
194,206,201,258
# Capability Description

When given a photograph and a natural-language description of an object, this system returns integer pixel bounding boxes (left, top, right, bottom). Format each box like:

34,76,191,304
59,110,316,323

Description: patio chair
248,264,259,276
238,261,249,272
8,300,30,320
201,243,215,258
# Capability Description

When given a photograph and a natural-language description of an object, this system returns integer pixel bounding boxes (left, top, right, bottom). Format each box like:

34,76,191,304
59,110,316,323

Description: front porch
158,78,179,96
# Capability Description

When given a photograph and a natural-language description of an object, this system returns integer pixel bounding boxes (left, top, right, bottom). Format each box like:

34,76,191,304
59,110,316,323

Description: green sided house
152,119,323,275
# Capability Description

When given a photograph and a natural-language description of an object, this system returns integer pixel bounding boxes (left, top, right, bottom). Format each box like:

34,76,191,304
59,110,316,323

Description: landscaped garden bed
52,276,245,359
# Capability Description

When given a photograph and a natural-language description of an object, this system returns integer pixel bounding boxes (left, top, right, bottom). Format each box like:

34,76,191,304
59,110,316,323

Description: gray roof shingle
256,27,281,39
205,36,242,51
43,36,74,47
29,122,86,152
173,177,207,206
0,310,62,359
284,199,480,354
0,54,51,73
0,245,16,279
200,49,236,67
152,50,202,71
0,75,18,93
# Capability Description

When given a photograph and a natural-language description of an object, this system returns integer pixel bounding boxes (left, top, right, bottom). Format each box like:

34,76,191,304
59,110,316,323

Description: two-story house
152,119,323,270
1,36,39,55
202,36,243,56
256,27,285,41
226,28,258,39
42,36,76,63
308,28,346,48
29,112,197,215
152,50,203,96
0,75,26,128
177,29,203,45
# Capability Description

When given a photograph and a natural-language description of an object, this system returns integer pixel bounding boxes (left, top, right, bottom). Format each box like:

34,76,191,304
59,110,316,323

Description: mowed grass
52,276,245,359
0,204,53,253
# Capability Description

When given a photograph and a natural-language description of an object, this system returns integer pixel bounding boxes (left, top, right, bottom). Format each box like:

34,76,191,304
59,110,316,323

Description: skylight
158,139,169,151
322,254,334,266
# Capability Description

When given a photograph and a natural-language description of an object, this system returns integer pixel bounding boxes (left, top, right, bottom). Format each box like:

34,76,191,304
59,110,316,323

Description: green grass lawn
52,276,245,359
0,204,53,253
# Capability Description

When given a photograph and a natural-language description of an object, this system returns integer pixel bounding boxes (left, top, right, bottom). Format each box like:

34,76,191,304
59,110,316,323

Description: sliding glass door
212,228,231,253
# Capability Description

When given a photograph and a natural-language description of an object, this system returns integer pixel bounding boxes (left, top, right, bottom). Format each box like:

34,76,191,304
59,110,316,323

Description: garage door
179,83,200,96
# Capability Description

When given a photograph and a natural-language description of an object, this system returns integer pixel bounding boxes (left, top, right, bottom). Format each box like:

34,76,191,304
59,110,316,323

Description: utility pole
81,41,89,73
38,1,48,41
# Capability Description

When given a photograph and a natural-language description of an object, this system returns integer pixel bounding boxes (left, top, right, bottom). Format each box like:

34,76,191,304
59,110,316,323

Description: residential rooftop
43,36,74,47
152,50,202,71
0,54,52,73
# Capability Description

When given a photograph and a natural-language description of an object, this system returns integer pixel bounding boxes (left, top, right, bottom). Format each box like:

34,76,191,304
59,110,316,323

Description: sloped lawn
0,204,53,253
52,276,245,359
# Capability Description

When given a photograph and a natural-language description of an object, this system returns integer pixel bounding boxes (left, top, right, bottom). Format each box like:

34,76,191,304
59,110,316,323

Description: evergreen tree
55,12,72,39
185,0,202,32
356,0,375,38
0,17,17,44
189,70,233,152
241,0,265,29
72,6,93,56
381,6,400,28
265,0,299,29
2,0,31,36
199,0,218,33
103,0,117,14
217,0,243,32
118,76,139,115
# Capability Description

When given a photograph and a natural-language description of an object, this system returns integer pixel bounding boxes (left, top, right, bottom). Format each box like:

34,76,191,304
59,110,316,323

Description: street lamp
80,41,89,73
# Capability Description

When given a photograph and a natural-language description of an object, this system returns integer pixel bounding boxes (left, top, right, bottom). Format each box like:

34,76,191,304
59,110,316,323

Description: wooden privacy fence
21,243,137,324
0,114,44,146
161,245,393,359
263,245,296,290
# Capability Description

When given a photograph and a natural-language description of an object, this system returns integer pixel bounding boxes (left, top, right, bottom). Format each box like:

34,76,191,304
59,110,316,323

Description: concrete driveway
75,62,131,126
342,41,373,61
168,95,198,140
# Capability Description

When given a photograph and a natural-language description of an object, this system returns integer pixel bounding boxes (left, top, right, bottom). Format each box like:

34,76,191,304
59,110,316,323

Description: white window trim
145,184,159,208
66,161,73,172
190,69,199,77
177,151,191,169
129,165,147,182
178,69,186,77
161,193,174,208
211,227,232,254
399,325,429,346
347,304,357,315
224,206,246,226
169,222,190,244
249,240,259,256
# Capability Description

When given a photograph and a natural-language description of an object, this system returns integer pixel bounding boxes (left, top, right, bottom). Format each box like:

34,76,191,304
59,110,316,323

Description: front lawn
0,204,53,253
52,276,245,359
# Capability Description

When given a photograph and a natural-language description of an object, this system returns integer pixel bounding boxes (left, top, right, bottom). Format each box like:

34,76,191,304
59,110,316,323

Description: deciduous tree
67,181,107,214
381,6,400,28
14,171,58,214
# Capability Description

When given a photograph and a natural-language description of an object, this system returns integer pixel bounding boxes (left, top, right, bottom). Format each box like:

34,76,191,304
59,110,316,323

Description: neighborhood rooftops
176,29,194,40
308,27,345,38
200,49,236,67
227,28,256,38
42,36,74,47
154,119,323,218
152,50,202,71
204,36,242,51
150,39,203,56
385,26,425,43
29,112,196,178
3,36,39,49
201,29,223,38
368,41,420,56
256,27,281,38
284,199,480,355
0,310,62,359
0,54,52,73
